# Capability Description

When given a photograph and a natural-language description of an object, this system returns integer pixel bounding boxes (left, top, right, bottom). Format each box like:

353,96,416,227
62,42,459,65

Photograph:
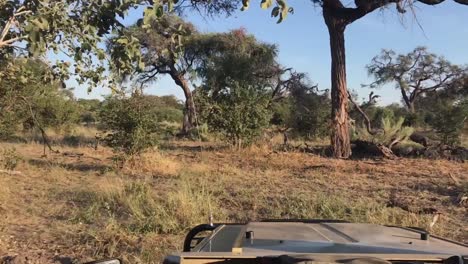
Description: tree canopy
367,47,467,112
0,57,79,139
0,0,239,89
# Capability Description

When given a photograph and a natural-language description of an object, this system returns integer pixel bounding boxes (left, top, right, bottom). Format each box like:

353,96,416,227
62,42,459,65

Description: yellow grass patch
122,151,181,178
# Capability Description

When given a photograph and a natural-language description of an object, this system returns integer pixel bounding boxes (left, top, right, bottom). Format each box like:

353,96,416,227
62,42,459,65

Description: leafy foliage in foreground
0,58,79,139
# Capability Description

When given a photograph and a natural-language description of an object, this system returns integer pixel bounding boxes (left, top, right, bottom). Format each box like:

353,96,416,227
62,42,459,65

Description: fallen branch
376,143,397,159
458,194,467,206
62,152,84,158
448,173,460,186
352,140,397,159
0,169,22,175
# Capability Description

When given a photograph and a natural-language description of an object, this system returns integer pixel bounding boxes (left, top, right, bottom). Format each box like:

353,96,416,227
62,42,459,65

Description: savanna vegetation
1,0,468,263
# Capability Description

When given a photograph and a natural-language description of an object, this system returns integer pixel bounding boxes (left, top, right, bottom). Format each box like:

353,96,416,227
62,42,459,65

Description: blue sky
74,1,468,105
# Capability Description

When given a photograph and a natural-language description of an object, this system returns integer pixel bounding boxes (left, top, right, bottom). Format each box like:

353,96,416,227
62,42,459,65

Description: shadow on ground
159,143,229,152
28,158,110,172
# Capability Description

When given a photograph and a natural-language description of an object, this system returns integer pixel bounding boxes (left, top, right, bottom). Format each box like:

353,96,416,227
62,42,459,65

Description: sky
72,1,468,105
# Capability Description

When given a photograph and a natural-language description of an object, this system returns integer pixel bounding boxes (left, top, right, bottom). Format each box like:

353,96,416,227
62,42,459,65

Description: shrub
353,116,414,147
99,95,160,155
196,82,271,148
0,112,17,140
287,85,331,139
431,99,468,146
0,147,22,171
187,123,211,142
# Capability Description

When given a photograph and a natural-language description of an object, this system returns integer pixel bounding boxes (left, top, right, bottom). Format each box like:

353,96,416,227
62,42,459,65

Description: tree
110,15,200,135
193,28,289,145
241,0,468,158
415,81,468,145
0,0,238,87
430,98,468,146
0,57,79,150
275,74,331,139
194,28,280,98
0,0,148,87
112,25,280,135
367,47,466,113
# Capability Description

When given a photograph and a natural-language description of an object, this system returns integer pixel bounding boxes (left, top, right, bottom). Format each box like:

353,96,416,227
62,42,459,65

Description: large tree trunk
324,13,352,158
399,85,415,113
181,81,197,135
170,71,197,135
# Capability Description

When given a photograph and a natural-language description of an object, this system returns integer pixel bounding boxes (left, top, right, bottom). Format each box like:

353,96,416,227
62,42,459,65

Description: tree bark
324,13,352,158
180,80,196,135
399,85,415,112
169,70,197,135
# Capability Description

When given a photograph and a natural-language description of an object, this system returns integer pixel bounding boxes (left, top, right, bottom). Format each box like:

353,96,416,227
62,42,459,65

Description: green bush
0,58,81,138
353,116,414,147
99,95,160,155
187,123,211,142
0,112,18,140
287,85,331,139
196,82,271,148
430,99,468,146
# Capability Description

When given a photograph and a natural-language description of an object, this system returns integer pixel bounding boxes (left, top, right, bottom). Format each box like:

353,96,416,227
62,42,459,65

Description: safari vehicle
87,219,468,264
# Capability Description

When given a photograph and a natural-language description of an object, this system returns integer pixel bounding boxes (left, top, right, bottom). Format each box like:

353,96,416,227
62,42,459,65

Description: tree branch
0,6,32,48
330,0,403,23
20,96,59,155
348,91,377,135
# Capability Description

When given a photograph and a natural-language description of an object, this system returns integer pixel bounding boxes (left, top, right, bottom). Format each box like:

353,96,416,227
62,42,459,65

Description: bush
99,95,160,155
0,147,22,170
431,99,468,146
196,82,271,148
287,85,331,139
353,116,414,147
0,112,18,140
0,58,81,138
187,123,211,142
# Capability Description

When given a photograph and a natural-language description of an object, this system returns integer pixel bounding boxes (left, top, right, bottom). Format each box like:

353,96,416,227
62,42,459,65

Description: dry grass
122,151,181,178
0,141,467,263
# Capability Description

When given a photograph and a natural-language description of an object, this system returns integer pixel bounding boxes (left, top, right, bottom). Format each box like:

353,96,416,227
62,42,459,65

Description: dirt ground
0,141,467,263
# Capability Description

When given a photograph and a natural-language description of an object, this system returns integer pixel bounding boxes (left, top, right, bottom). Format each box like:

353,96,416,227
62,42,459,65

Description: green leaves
196,81,272,148
275,0,289,23
31,17,50,31
241,0,250,11
0,58,80,137
116,38,129,45
271,6,280,17
241,0,293,23
261,0,273,9
1,0,179,91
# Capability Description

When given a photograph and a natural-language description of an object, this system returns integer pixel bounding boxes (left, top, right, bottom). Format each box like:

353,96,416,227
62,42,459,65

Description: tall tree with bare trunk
110,15,201,135
241,0,468,158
